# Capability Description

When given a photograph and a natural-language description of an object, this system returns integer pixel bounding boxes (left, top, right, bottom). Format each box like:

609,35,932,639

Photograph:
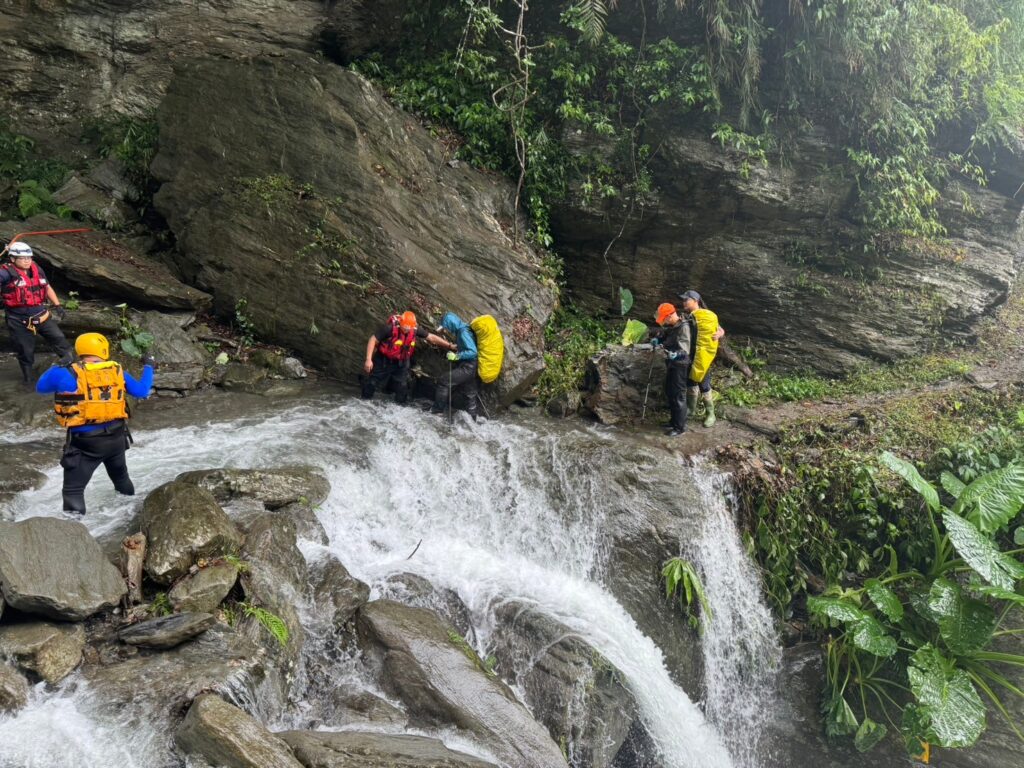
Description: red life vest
1,264,47,309
377,315,417,362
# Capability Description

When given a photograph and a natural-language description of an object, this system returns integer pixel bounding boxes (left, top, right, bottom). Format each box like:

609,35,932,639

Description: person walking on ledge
36,332,154,515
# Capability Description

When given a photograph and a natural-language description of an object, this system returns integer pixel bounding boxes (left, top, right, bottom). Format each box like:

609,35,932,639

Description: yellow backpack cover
689,308,719,382
470,315,504,384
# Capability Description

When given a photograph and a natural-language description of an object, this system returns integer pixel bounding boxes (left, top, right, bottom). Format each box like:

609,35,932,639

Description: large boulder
583,345,663,425
356,600,569,768
176,466,331,510
278,730,498,768
310,557,369,628
0,663,29,713
0,517,126,620
380,572,476,646
118,612,217,649
152,56,555,405
169,562,240,613
176,693,304,768
139,480,244,585
0,621,85,683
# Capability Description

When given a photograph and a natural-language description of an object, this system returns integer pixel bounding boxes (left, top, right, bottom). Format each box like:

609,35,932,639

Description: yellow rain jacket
470,315,504,384
689,308,719,382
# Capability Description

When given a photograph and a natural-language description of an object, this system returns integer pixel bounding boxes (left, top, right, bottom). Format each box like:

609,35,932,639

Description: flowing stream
0,393,780,768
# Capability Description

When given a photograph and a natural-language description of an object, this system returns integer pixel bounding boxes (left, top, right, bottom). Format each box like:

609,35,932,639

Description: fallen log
121,532,147,605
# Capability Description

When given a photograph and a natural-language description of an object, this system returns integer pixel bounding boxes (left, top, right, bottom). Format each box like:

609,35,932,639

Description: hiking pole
448,359,453,426
640,347,657,423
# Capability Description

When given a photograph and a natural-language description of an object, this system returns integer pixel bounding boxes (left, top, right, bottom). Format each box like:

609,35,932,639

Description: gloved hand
446,351,458,362
142,353,156,369
650,337,661,348
53,306,66,321
666,351,680,361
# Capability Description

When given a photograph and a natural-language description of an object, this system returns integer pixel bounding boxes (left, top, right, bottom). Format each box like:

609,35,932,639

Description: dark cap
678,290,702,303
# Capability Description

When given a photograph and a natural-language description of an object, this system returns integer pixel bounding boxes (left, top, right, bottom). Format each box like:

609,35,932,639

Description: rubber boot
702,391,717,428
18,361,33,387
686,386,699,416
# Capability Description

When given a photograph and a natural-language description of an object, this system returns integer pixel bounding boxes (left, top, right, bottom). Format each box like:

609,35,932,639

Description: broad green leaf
120,338,140,357
881,452,940,513
927,579,996,655
807,596,865,624
621,319,647,346
970,584,1024,607
940,471,966,499
619,286,634,316
953,463,1024,534
866,579,904,622
1015,526,1024,546
824,692,859,737
851,616,897,658
943,511,1024,590
900,705,930,756
854,716,888,752
908,645,986,748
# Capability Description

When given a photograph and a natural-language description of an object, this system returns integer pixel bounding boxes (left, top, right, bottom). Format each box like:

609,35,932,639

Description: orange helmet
655,303,676,325
399,311,417,331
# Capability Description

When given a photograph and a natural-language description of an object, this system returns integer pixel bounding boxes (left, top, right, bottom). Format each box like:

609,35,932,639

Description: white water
0,394,779,768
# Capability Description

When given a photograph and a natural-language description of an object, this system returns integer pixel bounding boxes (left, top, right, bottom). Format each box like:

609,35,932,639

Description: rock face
310,557,369,628
0,663,29,713
380,572,476,646
583,345,664,425
119,612,217,649
176,466,331,510
356,600,569,768
552,129,1023,374
0,621,85,683
279,730,498,768
176,693,304,768
169,563,239,613
140,480,244,584
152,56,555,404
0,517,126,620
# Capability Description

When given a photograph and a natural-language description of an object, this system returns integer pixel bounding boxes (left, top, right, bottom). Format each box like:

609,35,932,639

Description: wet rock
176,693,303,768
152,56,555,406
0,621,85,683
176,466,331,510
153,365,206,392
318,0,407,64
281,357,307,379
222,362,268,393
356,600,568,768
0,464,47,506
249,349,306,379
276,501,329,545
140,480,244,585
52,301,124,337
169,563,240,613
584,346,662,425
279,730,497,767
0,662,29,712
329,686,407,728
489,601,641,768
546,390,581,418
140,311,208,367
310,557,369,628
0,517,127,620
380,572,475,646
119,612,217,649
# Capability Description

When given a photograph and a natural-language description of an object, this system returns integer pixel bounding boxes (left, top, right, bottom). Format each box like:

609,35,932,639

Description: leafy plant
536,305,613,405
233,298,257,347
662,557,713,632
621,319,648,346
64,291,80,312
149,592,172,617
241,601,289,647
115,303,154,358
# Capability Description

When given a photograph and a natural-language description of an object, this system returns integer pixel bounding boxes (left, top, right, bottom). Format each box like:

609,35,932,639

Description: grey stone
584,346,663,425
278,730,497,767
176,693,303,768
0,621,85,683
222,363,268,393
276,501,328,545
53,174,136,230
310,557,369,628
153,365,206,391
0,663,29,713
119,612,217,649
169,563,240,613
152,57,555,405
281,357,307,379
356,600,568,768
140,480,244,585
328,686,406,728
0,464,47,504
0,517,127,620
140,311,208,366
176,466,331,510
380,572,475,647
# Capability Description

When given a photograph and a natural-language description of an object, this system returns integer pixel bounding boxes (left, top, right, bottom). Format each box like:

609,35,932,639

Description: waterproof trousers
688,370,712,394
666,358,690,432
361,353,411,404
6,312,72,382
61,422,134,514
434,359,479,417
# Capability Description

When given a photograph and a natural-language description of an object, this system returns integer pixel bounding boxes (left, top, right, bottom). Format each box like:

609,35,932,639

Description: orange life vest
53,361,129,428
377,315,417,362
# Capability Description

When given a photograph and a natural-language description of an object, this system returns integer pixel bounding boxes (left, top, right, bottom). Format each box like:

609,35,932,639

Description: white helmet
8,242,33,259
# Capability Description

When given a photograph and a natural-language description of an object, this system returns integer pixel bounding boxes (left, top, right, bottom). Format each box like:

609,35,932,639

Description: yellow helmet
75,332,110,360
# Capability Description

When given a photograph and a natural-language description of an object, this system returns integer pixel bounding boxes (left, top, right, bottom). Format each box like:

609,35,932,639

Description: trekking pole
640,347,657,423
448,360,453,425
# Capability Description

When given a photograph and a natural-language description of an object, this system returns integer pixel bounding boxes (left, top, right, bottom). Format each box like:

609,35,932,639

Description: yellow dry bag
689,308,719,382
470,315,504,384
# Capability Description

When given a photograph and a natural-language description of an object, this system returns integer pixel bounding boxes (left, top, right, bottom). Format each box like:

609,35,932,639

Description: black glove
141,353,156,369
53,306,66,321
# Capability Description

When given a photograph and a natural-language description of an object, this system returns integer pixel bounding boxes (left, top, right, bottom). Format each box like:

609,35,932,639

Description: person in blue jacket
432,312,479,418
36,332,155,515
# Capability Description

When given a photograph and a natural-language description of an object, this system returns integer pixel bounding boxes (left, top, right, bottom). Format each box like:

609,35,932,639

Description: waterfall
688,460,781,768
0,394,778,768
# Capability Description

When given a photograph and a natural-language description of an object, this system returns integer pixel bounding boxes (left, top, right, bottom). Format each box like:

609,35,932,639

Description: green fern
241,601,289,647
574,0,610,43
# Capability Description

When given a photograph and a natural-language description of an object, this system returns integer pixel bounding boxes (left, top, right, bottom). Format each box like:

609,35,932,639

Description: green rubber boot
686,386,699,416
702,392,717,428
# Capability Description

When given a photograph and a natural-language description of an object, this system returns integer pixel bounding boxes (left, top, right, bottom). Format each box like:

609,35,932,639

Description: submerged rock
279,730,498,767
176,693,303,768
118,612,216,649
310,557,369,628
0,663,29,713
380,572,476,646
328,686,407,729
0,517,127,620
176,466,331,510
356,600,568,768
0,621,85,683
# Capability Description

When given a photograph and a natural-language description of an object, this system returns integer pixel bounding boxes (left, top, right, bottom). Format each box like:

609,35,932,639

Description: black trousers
666,359,690,431
6,312,72,377
361,353,411,403
61,423,134,514
434,359,479,416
